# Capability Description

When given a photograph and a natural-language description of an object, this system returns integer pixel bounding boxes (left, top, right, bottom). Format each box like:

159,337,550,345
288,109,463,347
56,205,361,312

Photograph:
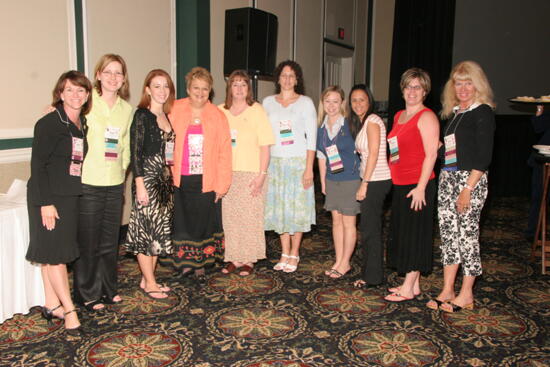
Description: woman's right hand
136,184,149,206
41,205,59,231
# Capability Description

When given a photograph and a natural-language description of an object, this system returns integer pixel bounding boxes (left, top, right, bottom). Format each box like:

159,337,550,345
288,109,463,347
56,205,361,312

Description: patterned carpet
1,197,549,366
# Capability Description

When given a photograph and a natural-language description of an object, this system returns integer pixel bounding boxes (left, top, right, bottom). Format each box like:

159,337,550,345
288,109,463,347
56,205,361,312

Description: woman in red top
385,68,439,302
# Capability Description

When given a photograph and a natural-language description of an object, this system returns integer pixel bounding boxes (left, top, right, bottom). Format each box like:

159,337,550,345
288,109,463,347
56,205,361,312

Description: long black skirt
387,179,435,274
160,175,223,270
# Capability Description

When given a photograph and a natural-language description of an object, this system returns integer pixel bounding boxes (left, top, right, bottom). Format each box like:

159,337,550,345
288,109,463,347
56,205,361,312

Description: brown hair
440,60,495,119
52,70,93,115
137,69,176,114
400,67,431,98
93,53,130,101
273,60,305,95
185,66,213,91
223,69,254,109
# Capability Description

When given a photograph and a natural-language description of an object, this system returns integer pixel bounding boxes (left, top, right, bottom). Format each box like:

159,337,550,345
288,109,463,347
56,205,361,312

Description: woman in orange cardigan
161,67,232,281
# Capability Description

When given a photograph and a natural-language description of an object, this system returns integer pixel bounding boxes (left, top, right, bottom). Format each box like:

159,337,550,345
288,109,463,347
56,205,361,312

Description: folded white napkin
0,179,27,204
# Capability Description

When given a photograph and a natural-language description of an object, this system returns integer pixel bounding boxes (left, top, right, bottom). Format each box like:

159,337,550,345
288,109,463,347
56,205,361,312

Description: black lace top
130,108,174,177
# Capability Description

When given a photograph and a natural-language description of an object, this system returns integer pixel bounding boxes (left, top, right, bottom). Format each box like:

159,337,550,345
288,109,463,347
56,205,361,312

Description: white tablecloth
0,200,44,323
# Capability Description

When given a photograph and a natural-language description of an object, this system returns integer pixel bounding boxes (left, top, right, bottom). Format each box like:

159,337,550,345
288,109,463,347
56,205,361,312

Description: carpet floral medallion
0,197,548,366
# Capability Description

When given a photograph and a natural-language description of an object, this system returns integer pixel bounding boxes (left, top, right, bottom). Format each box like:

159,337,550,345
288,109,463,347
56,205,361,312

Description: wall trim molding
0,129,33,139
0,148,31,164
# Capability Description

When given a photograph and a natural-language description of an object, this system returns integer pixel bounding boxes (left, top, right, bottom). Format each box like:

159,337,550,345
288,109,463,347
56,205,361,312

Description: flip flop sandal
143,290,168,299
239,265,254,276
384,293,416,302
222,263,238,274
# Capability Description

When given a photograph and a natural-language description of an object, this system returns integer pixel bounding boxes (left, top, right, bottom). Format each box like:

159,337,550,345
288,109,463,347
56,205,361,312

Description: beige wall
295,0,323,104
85,0,173,224
0,1,72,135
0,1,72,191
354,0,368,85
86,0,173,107
255,0,294,101
0,162,30,193
371,0,395,102
325,0,355,45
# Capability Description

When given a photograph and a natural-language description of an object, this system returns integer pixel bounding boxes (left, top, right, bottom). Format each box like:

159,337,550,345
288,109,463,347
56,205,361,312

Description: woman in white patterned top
349,84,392,288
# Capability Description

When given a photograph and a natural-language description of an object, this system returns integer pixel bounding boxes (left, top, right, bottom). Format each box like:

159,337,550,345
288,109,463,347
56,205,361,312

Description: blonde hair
185,67,213,91
441,60,495,119
317,86,346,126
93,54,130,101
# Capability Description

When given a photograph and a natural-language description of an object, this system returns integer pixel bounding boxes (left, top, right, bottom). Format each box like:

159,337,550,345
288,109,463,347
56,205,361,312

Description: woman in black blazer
26,70,92,335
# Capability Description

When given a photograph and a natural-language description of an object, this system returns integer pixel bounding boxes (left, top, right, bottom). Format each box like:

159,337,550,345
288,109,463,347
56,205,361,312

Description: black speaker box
224,7,278,77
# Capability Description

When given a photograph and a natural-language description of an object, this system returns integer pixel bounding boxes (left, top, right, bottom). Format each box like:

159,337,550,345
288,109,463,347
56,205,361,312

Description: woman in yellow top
73,54,133,311
219,70,275,276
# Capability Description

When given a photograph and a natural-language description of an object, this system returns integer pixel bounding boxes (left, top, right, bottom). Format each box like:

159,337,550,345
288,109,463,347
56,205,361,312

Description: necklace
192,118,201,125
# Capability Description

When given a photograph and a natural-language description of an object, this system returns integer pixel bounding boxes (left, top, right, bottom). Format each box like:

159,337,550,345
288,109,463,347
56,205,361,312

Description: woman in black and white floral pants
428,61,495,313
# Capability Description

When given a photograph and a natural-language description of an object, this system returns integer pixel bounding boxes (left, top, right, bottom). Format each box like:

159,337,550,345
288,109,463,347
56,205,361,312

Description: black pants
358,179,391,285
73,184,124,304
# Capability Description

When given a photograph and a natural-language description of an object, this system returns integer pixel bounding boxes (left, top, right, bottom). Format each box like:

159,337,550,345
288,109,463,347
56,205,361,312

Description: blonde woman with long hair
428,61,495,313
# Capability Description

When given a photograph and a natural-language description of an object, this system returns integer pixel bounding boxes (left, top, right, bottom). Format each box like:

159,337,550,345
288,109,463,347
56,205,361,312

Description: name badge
279,120,294,146
104,126,120,161
70,137,84,177
326,144,344,174
388,136,399,165
165,141,175,166
231,129,238,147
188,134,204,174
443,134,458,171
71,137,84,162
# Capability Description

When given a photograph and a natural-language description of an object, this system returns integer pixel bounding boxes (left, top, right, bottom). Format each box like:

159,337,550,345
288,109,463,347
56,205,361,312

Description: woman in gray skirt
316,86,361,278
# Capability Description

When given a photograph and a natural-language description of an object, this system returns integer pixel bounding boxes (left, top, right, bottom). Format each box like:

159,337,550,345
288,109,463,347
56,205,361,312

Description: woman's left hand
456,189,471,213
406,186,426,211
302,170,314,189
249,174,266,197
215,191,225,203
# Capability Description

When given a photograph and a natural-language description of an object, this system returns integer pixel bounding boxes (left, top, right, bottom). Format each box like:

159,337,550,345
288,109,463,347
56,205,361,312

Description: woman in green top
72,54,133,311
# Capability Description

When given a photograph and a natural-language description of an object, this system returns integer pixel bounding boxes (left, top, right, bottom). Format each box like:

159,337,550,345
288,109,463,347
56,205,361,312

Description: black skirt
160,175,224,270
26,194,80,265
387,179,435,274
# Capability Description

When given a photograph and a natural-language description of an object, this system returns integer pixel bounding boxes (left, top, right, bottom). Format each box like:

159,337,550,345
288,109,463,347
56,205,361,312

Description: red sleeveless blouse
387,108,436,185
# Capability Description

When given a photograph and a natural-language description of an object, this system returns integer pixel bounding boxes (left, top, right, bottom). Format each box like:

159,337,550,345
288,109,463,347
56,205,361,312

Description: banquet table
0,197,44,323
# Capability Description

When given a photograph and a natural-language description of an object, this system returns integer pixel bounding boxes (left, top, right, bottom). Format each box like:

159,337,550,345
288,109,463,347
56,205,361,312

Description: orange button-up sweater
169,98,232,194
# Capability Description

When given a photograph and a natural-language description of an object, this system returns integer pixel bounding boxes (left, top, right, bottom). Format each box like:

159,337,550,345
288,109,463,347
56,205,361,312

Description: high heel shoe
41,304,63,324
273,254,290,271
63,309,85,336
283,255,300,273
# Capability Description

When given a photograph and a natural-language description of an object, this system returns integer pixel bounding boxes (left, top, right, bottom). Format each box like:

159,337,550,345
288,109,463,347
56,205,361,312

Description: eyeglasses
102,71,124,79
404,85,423,91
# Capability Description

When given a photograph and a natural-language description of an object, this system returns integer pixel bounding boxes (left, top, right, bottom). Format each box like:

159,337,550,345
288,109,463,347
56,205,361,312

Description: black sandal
41,304,63,323
101,295,122,305
83,299,105,312
63,309,85,336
